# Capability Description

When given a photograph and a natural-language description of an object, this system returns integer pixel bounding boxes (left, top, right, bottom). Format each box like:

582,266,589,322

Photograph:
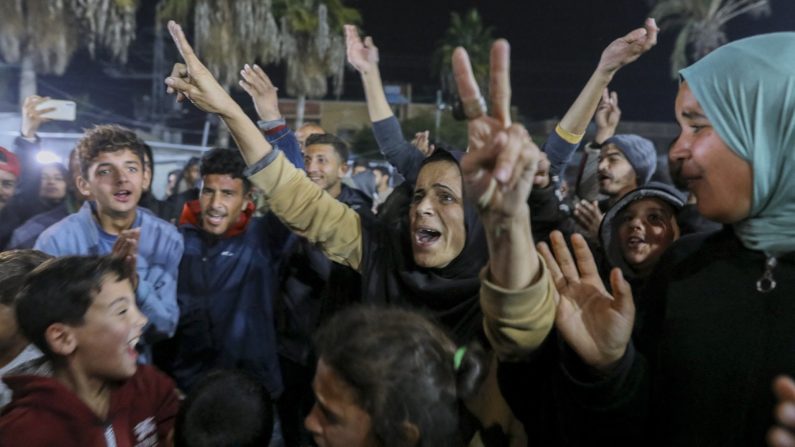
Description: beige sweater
249,151,555,359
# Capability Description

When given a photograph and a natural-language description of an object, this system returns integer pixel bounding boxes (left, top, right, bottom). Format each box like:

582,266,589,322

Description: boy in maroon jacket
0,255,179,446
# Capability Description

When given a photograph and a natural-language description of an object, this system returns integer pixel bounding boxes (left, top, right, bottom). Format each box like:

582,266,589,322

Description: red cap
0,146,20,179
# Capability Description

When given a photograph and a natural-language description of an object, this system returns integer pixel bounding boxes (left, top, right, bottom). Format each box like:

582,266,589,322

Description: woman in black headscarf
164,17,555,348
164,19,555,443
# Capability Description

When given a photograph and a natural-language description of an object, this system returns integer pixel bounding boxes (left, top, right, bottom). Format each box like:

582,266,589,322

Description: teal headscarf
680,33,795,256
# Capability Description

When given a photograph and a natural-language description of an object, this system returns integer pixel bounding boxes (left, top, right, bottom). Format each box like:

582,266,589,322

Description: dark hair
76,124,147,179
175,370,274,447
15,255,132,359
314,306,487,447
142,143,155,176
0,250,52,306
305,133,349,164
372,166,390,178
185,156,201,169
199,148,251,192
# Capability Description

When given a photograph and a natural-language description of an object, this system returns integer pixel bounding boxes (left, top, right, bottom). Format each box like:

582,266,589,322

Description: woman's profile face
409,160,466,269
305,359,379,447
669,82,753,223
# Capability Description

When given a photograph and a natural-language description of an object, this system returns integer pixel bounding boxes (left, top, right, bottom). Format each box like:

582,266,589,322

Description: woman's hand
455,40,541,219
164,21,241,118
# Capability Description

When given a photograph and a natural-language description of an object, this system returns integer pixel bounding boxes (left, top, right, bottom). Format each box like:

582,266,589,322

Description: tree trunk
19,54,36,104
295,95,306,128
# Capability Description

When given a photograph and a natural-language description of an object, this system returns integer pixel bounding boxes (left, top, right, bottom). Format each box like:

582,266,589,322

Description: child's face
617,198,680,276
305,359,378,447
71,275,147,381
79,149,143,218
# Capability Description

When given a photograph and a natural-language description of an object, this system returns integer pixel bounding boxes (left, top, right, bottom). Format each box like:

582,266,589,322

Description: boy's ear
76,175,92,198
45,323,78,356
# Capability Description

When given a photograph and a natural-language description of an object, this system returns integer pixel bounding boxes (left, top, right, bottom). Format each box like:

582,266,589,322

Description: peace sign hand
164,21,240,118
455,40,541,219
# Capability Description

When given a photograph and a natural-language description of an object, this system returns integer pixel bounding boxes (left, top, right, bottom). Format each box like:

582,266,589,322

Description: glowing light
36,150,62,164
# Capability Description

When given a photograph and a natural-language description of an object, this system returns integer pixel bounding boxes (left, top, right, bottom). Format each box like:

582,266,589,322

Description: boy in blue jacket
35,125,183,362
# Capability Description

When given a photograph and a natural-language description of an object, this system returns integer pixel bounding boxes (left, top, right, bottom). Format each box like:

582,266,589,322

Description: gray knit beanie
603,134,657,185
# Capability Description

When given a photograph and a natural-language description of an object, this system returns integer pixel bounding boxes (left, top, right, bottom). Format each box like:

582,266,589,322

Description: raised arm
164,21,363,271
345,24,391,122
547,18,658,177
164,21,271,166
345,25,426,183
454,40,555,358
239,63,304,169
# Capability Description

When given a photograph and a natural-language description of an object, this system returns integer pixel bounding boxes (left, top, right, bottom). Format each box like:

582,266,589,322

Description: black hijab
359,150,489,344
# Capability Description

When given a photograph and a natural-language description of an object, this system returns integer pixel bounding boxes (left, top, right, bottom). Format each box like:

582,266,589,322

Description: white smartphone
37,99,76,121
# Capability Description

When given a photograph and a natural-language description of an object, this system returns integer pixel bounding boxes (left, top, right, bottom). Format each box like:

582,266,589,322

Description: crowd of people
0,16,793,447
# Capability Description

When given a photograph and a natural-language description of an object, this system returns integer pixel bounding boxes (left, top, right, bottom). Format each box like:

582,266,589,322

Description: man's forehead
304,144,342,163
202,173,245,190
601,145,627,158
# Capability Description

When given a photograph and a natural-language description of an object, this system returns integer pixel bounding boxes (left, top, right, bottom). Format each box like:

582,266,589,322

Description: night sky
21,0,795,138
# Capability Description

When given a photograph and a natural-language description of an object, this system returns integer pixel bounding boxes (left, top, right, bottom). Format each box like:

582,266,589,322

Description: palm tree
432,9,494,103
651,0,771,78
276,0,360,127
159,0,359,128
0,0,138,101
157,0,281,90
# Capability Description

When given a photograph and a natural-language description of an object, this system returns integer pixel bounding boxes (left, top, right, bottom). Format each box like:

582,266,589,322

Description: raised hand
573,199,604,242
538,231,634,371
597,18,659,75
411,130,436,158
164,21,240,117
769,376,795,447
239,64,281,122
21,95,54,138
345,24,379,75
455,39,541,218
594,89,621,143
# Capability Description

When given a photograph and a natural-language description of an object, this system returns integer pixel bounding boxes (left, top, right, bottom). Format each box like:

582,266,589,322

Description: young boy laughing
0,255,180,446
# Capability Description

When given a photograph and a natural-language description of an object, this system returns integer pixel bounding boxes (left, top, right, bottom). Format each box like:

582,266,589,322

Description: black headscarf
358,149,489,344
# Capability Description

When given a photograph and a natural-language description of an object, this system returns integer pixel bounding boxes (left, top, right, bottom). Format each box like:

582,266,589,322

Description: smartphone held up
36,99,76,121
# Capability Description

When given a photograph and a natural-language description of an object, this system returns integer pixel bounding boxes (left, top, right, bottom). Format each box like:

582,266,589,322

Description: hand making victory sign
453,39,543,290
454,40,541,220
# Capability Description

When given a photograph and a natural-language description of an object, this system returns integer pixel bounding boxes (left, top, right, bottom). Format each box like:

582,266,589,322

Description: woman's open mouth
414,227,441,248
